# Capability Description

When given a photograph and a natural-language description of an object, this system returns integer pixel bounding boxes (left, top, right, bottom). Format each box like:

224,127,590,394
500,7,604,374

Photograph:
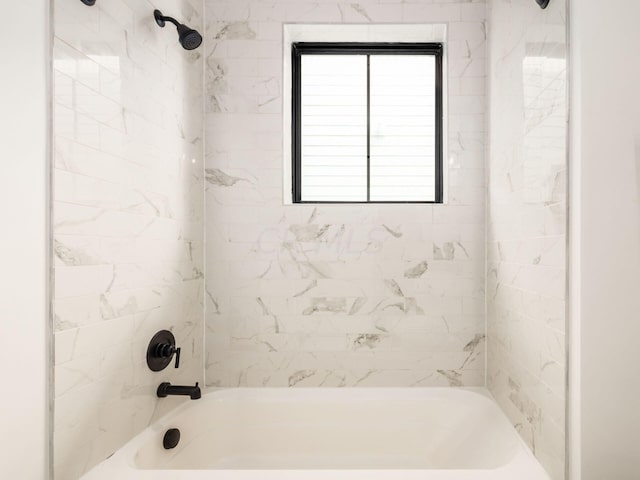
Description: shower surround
52,0,204,478
203,0,488,388
49,0,569,479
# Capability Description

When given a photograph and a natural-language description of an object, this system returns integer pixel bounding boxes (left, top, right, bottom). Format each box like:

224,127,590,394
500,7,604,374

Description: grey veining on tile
348,4,372,22
289,223,332,242
294,279,318,297
303,297,348,315
461,333,485,368
54,239,98,266
437,369,463,387
205,167,251,187
289,369,316,387
348,297,367,315
353,334,382,350
382,224,403,238
433,242,456,260
404,261,429,279
212,22,256,40
383,279,404,297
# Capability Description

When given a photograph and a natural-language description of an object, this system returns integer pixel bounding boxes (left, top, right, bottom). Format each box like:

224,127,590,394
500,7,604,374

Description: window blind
293,43,443,203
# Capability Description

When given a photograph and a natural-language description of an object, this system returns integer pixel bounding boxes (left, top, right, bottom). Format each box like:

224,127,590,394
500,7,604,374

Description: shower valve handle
174,347,181,368
155,343,181,368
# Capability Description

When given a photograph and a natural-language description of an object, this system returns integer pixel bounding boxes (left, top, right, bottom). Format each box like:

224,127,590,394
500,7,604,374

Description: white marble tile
486,0,567,478
53,0,204,478
204,0,487,391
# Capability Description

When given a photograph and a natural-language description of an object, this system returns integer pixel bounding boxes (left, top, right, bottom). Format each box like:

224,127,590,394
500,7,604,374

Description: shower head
178,26,204,51
80,0,96,5
154,10,203,51
535,0,550,8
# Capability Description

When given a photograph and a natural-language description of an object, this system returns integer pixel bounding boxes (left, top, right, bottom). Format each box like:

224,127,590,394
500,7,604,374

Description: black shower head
80,0,96,5
535,0,550,8
154,10,202,51
177,24,203,51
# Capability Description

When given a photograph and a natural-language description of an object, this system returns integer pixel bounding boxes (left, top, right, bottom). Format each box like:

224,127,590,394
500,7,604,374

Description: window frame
291,42,444,204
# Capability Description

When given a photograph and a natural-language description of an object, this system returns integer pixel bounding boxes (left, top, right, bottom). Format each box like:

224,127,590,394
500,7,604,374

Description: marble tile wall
52,0,204,478
204,0,488,388
486,1,567,478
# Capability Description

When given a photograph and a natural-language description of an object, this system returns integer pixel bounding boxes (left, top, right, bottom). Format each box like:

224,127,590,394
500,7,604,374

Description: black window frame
292,42,444,204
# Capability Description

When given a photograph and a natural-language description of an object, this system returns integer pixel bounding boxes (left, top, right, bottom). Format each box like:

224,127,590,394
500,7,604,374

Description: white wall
570,1,640,478
0,1,50,479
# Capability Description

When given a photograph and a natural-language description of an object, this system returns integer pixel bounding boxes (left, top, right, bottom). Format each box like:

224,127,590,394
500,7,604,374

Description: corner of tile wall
52,0,205,477
486,0,568,478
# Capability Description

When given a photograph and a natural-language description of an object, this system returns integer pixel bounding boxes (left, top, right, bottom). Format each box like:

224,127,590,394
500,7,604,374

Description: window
292,42,444,204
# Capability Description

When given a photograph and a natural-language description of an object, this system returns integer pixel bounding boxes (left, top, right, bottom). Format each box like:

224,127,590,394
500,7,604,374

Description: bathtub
81,388,550,480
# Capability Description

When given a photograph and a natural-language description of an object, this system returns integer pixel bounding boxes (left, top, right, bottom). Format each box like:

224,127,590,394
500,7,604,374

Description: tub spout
157,382,201,400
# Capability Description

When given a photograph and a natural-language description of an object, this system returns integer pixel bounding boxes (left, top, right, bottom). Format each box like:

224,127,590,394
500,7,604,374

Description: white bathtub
82,388,550,480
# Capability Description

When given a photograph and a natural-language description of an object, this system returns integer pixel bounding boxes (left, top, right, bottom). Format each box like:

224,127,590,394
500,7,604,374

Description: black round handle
155,343,176,358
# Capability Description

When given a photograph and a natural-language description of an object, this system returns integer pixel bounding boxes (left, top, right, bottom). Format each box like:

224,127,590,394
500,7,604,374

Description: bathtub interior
134,389,520,471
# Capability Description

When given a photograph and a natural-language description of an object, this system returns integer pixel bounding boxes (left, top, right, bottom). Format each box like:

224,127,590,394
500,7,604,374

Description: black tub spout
157,382,201,400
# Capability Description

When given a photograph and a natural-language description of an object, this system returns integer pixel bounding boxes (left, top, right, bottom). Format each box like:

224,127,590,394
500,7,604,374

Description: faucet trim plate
146,330,180,372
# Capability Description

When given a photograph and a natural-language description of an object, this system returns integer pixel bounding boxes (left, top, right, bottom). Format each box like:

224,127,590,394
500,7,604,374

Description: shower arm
153,9,202,51
154,11,181,30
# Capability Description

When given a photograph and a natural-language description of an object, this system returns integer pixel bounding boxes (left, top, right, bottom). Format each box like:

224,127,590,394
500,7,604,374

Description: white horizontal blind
370,55,436,201
299,52,437,202
300,55,368,202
